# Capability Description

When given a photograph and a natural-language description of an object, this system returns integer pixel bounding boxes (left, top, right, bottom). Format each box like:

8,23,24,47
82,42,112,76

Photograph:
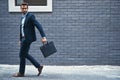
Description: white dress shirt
21,13,27,37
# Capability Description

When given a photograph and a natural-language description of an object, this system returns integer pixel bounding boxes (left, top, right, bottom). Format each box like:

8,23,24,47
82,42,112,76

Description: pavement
0,65,120,80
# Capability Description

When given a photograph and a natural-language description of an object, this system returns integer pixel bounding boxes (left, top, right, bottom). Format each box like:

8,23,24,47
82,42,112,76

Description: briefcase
40,41,57,58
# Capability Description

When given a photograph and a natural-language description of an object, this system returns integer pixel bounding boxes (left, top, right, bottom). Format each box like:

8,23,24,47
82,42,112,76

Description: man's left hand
41,37,47,43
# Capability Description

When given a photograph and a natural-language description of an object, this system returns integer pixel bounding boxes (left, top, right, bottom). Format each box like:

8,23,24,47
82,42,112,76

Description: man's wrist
42,37,46,39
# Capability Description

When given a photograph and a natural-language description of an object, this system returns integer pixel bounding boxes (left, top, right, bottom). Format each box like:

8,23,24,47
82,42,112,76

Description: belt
22,36,25,38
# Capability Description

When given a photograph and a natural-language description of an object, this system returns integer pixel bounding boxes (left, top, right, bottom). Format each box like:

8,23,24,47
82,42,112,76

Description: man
13,2,47,77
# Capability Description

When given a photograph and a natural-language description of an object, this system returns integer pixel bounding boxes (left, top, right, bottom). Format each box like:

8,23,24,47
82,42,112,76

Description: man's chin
23,12,27,14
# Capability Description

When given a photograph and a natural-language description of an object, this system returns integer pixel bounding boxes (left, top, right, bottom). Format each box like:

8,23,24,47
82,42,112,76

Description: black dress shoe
12,73,24,77
37,66,43,76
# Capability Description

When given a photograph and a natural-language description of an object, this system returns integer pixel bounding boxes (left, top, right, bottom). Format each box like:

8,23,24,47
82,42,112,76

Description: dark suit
19,12,46,74
20,12,45,42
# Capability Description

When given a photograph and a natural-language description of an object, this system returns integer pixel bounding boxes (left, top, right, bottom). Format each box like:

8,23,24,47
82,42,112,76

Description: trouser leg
19,39,31,74
26,54,40,68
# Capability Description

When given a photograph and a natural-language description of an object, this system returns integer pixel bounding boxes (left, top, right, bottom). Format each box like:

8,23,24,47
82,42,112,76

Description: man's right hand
19,41,21,46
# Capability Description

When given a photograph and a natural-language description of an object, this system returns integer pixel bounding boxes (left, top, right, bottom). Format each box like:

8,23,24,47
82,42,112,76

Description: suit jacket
20,12,46,43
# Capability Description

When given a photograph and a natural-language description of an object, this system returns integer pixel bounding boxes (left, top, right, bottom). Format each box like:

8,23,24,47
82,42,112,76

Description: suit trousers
19,38,40,74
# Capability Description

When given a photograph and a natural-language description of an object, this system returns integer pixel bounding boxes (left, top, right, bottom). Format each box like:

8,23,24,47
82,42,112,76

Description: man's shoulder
27,12,34,17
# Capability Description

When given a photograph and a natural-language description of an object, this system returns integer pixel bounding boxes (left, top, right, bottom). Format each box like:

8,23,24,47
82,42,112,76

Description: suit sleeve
20,25,22,41
30,14,46,38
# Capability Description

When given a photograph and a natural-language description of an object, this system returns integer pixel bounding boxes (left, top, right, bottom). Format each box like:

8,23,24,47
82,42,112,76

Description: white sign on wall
8,0,52,12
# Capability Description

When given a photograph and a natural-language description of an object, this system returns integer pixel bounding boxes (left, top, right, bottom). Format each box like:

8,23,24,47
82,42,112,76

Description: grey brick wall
0,0,120,65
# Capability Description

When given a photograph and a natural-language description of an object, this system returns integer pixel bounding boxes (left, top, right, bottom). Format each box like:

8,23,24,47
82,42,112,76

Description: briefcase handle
42,41,48,45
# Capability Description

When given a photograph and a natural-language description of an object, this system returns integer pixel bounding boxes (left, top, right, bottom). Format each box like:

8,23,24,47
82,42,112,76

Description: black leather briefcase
40,41,57,58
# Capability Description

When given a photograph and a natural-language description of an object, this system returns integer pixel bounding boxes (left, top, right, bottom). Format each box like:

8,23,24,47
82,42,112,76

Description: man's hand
19,41,21,46
41,37,47,43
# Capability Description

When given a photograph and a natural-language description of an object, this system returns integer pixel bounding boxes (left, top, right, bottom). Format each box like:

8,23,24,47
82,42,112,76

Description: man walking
13,2,47,77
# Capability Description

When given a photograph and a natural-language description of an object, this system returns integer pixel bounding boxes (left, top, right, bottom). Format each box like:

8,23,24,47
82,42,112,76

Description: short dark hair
21,2,28,6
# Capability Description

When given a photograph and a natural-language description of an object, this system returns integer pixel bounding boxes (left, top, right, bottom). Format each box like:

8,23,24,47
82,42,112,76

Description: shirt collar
22,12,28,17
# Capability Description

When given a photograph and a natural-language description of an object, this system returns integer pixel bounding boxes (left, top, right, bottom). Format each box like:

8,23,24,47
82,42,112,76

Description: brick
0,0,120,65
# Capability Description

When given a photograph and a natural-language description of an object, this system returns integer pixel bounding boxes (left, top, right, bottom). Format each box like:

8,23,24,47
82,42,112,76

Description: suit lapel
24,12,29,28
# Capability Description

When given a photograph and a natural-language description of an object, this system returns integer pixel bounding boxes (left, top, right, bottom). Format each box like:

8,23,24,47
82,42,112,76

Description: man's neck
22,12,28,16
